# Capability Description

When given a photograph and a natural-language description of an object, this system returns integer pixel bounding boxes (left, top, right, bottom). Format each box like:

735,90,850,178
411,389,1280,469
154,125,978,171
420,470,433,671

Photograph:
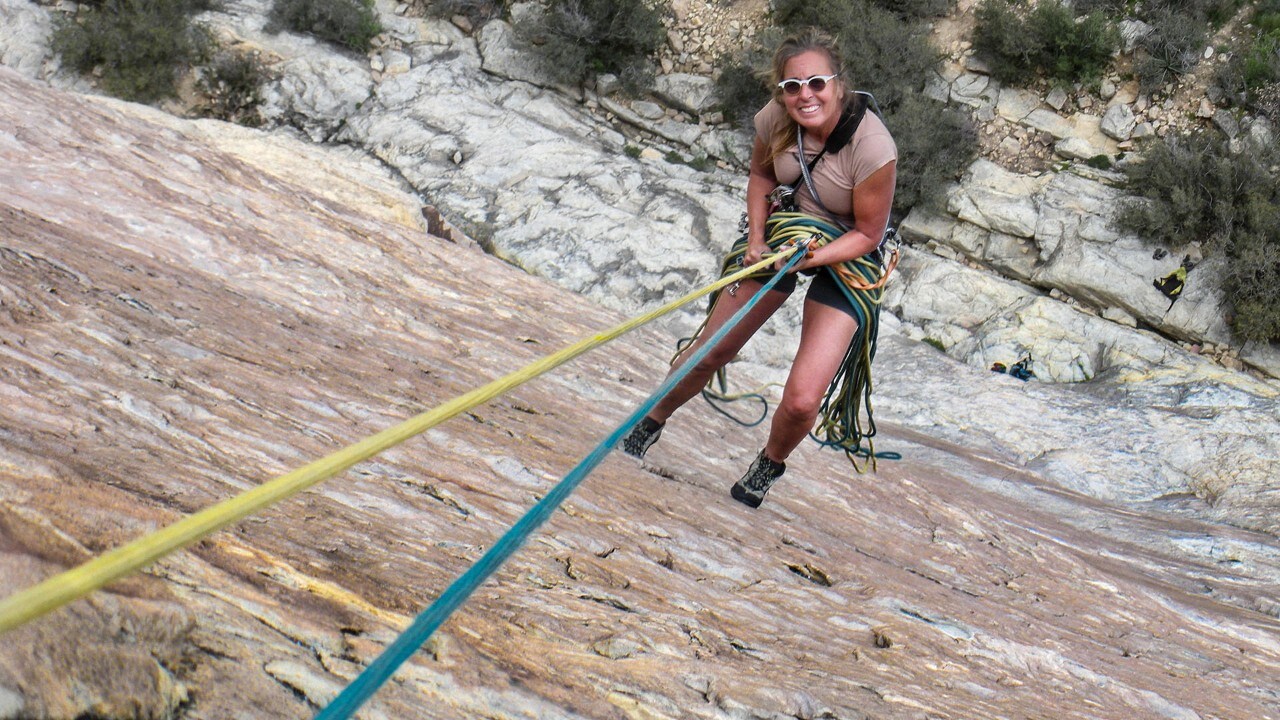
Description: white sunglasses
777,74,838,95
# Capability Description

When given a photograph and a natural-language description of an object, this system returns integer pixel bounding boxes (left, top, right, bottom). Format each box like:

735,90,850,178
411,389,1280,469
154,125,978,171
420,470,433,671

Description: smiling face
779,49,843,136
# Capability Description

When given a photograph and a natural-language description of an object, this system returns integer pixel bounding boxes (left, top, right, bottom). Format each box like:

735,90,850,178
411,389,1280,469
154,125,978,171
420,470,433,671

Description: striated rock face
5,0,1274,383
3,67,1280,720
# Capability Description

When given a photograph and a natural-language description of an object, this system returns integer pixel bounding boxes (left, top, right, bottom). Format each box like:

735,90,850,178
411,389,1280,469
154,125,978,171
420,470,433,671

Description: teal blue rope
313,249,809,720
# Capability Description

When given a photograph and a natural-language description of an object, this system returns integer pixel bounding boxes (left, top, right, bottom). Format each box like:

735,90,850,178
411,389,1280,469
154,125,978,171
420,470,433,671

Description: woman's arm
791,160,896,272
744,136,778,266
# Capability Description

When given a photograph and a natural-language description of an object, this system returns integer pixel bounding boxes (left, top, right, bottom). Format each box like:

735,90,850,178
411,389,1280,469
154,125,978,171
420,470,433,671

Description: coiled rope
682,212,899,470
0,247,801,636
313,243,810,720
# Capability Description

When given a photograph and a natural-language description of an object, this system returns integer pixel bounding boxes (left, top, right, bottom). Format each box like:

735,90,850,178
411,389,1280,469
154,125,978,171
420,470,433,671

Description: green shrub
1215,1,1280,112
1040,7,1117,81
972,0,1118,86
685,154,712,171
712,28,782,129
1086,154,1113,169
268,0,381,53
1072,0,1126,14
418,0,504,24
922,336,946,351
871,0,952,20
971,0,1040,84
51,0,215,103
521,0,664,89
1135,9,1208,91
1258,0,1280,31
1244,36,1280,85
884,93,976,216
770,0,939,111
196,49,272,126
1132,0,1244,92
1142,0,1242,26
1117,131,1280,342
1227,203,1280,342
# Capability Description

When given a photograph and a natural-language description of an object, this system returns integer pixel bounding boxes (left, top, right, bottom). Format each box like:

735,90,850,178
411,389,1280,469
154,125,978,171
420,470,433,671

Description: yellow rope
0,248,799,635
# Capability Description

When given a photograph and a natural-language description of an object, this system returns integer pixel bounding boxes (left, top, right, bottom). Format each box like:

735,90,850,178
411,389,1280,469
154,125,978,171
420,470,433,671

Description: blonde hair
766,29,850,162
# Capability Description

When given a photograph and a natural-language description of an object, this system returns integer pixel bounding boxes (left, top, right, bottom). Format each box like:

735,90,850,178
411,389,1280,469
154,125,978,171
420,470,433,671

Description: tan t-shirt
754,100,897,229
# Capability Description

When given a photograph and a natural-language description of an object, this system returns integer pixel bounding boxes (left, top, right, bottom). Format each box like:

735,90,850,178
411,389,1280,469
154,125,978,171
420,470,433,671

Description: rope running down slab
0,246,803,635
314,243,811,720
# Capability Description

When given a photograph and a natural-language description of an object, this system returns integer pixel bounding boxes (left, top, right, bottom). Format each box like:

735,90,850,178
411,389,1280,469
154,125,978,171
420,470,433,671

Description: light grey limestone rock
1244,116,1274,146
883,251,1038,335
380,49,412,75
1102,306,1138,327
1119,19,1155,53
1023,108,1075,139
1046,86,1069,111
654,72,718,115
964,53,992,74
898,205,957,245
477,19,552,88
1213,109,1240,138
923,70,951,103
508,0,543,26
1068,112,1120,155
595,73,620,97
980,228,1041,279
631,100,667,120
1242,340,1280,378
692,126,753,167
0,0,53,79
951,71,1001,110
946,160,1043,238
1054,136,1100,161
1101,103,1137,140
0,686,23,716
996,87,1041,122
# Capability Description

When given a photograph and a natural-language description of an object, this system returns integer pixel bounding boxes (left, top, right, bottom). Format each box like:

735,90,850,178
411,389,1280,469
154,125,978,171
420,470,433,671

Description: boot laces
743,454,784,492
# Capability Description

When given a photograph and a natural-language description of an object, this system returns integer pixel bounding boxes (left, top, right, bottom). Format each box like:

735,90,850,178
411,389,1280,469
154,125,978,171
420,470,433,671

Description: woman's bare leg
647,281,790,423
762,298,859,462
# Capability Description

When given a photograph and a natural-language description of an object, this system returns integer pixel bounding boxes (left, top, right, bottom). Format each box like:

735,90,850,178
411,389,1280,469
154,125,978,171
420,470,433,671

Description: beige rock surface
2,67,1279,719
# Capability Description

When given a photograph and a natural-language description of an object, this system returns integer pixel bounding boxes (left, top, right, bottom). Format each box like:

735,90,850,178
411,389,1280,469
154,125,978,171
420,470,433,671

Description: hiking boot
730,451,786,508
621,416,664,458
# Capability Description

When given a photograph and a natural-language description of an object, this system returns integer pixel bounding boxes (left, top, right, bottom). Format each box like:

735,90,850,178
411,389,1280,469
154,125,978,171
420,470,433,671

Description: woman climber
621,28,898,508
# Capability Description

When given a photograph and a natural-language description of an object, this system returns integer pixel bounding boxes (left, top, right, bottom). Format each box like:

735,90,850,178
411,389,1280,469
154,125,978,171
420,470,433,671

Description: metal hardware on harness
881,226,901,253
876,227,901,270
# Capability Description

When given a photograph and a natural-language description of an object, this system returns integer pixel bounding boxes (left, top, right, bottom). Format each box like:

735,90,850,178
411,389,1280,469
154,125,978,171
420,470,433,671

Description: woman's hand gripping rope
772,233,819,273
729,236,817,297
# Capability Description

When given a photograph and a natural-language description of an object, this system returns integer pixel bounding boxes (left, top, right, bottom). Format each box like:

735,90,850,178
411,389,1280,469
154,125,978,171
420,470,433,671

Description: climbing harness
313,244,812,720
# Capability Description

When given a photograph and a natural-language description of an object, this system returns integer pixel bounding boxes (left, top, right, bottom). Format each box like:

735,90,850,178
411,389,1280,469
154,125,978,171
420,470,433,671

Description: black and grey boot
730,451,786,508
621,416,664,458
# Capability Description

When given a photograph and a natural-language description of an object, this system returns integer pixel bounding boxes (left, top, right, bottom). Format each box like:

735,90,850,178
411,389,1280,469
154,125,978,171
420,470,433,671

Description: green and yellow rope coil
689,211,892,470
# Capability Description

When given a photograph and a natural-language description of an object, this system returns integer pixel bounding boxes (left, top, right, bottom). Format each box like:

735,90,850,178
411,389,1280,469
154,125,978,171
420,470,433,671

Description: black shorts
752,270,856,319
